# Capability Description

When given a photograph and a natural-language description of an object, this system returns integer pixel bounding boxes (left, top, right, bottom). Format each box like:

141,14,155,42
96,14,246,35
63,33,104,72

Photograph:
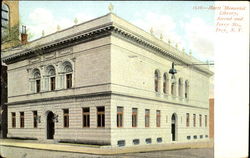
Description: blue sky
19,1,215,62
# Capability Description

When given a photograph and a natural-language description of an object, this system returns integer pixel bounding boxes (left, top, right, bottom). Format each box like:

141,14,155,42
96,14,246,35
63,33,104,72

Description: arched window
46,65,56,91
185,80,189,98
170,76,176,96
32,69,41,93
154,70,160,92
1,3,9,39
178,78,183,97
163,73,169,94
62,61,73,89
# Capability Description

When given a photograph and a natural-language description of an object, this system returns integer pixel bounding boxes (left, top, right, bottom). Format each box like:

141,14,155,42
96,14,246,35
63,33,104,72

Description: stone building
2,12,213,147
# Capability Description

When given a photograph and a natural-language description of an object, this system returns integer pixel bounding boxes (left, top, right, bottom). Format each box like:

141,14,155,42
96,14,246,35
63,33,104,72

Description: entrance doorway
47,111,55,139
171,113,177,141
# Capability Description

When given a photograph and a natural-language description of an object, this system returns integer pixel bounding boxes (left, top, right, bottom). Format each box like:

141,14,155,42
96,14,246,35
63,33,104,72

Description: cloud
26,8,95,40
183,17,214,60
132,12,186,49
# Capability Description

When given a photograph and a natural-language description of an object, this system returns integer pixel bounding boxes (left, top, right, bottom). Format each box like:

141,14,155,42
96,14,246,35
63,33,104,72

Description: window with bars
63,109,69,128
82,108,90,127
132,108,137,127
193,114,196,127
97,107,105,127
66,73,72,89
186,113,190,127
20,112,24,128
11,112,16,128
117,107,123,127
145,109,150,127
33,111,38,128
156,110,161,127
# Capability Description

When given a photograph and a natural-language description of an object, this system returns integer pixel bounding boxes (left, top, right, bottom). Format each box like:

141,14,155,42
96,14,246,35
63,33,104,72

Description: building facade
2,13,213,147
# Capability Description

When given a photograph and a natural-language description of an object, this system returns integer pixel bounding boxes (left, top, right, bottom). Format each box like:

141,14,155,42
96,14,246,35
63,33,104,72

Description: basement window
157,137,162,143
133,139,140,145
145,138,152,144
117,140,125,147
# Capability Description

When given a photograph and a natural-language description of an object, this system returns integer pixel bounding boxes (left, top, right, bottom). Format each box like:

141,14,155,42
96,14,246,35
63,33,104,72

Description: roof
1,13,213,76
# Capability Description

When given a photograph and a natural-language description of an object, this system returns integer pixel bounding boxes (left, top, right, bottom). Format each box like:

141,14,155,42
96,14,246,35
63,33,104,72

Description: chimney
21,25,28,44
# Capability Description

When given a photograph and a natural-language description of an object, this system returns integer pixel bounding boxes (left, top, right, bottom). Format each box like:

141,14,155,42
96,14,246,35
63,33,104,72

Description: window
117,140,125,147
163,73,168,94
36,80,40,93
193,114,196,127
156,110,161,127
185,80,189,98
82,108,90,127
199,114,202,127
178,78,183,97
66,74,72,89
171,76,176,96
117,107,123,127
63,109,69,128
154,70,160,92
46,65,56,91
1,3,9,39
31,69,41,93
187,136,191,140
133,139,140,145
157,137,162,143
33,111,38,128
205,115,208,127
193,135,197,139
50,77,55,91
11,112,16,128
145,109,150,127
20,112,24,128
97,107,105,127
132,108,137,127
145,138,152,144
186,113,190,127
62,61,73,89
200,135,203,139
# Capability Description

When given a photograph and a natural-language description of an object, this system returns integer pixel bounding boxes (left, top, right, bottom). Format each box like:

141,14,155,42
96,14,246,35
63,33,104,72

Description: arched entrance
47,111,55,139
171,113,177,141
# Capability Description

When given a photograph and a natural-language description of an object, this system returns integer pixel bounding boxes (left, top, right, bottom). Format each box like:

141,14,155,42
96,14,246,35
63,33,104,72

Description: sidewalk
0,139,213,155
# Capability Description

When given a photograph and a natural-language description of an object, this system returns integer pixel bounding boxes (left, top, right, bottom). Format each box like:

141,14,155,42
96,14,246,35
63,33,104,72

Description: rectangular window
82,108,90,127
145,109,150,127
33,111,38,128
186,113,190,127
193,114,196,127
199,114,202,127
97,106,105,127
205,115,208,127
66,74,72,89
117,107,123,127
20,112,24,128
132,108,137,127
36,80,40,93
156,110,161,127
11,112,16,128
63,109,69,128
50,77,55,91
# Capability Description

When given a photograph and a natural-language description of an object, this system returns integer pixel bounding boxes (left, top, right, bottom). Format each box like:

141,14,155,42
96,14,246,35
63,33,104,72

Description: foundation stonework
2,13,213,147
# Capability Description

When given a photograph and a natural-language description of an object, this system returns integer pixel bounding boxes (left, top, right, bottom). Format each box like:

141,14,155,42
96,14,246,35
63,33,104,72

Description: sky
19,1,215,62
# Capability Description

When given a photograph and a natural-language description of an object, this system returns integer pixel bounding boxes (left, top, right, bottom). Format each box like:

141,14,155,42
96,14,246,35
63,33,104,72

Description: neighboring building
2,13,213,147
1,0,20,50
209,98,214,140
1,0,20,138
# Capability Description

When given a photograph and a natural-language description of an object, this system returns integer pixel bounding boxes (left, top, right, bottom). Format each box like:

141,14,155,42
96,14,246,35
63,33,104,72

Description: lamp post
169,62,177,83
